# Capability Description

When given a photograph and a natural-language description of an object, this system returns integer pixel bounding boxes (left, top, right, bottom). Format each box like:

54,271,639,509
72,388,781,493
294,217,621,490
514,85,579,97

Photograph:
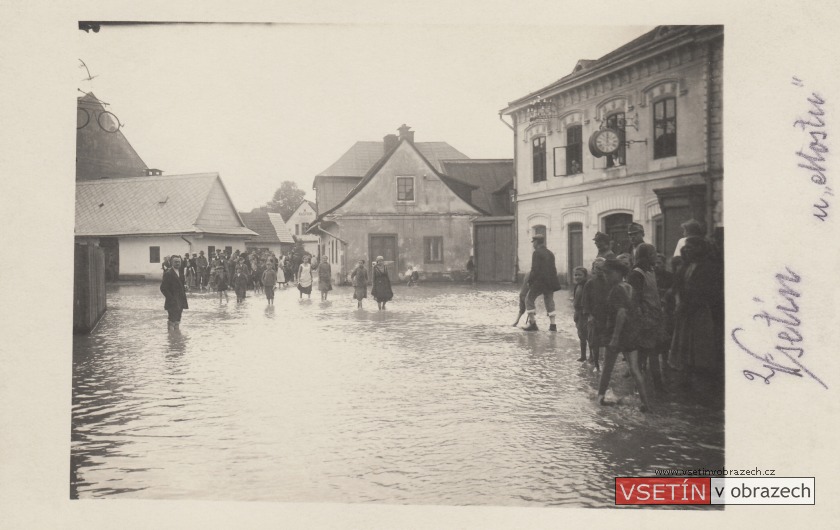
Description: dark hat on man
531,233,546,242
627,222,644,234
593,231,610,243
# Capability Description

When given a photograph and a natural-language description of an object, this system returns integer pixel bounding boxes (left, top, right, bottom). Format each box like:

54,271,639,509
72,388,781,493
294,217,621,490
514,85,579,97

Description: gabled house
309,126,486,285
285,200,319,257
312,124,470,214
75,173,257,279
239,211,296,255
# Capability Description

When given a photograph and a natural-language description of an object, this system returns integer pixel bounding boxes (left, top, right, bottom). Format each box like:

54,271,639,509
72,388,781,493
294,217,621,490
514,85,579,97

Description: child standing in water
571,266,589,362
351,259,368,309
317,255,332,301
233,265,248,303
262,264,277,305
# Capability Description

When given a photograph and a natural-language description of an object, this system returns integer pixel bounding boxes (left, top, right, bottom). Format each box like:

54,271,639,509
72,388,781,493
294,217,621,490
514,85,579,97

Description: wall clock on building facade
589,128,621,157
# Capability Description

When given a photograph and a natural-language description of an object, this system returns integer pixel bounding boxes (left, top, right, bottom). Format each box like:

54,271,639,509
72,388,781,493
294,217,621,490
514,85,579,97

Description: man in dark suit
160,255,189,332
523,234,561,331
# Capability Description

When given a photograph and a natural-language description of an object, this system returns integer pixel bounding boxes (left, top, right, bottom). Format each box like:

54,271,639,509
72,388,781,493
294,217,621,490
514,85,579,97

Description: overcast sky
77,23,653,211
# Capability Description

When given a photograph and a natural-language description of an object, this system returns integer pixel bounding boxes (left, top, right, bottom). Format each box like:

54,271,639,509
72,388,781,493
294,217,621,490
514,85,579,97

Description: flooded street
72,282,723,506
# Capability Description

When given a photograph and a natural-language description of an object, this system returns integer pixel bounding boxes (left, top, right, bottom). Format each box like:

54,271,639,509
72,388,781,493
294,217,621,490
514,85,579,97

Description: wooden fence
73,243,106,334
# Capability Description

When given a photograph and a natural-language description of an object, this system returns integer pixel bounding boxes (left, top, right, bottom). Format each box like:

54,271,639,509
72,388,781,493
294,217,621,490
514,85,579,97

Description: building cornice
515,163,707,202
502,27,723,116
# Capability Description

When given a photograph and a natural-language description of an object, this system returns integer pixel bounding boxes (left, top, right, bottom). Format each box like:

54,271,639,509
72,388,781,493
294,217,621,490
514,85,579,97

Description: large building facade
502,25,723,281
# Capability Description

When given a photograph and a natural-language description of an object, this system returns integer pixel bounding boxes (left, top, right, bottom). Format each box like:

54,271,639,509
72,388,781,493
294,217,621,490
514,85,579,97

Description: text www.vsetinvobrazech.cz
654,468,776,477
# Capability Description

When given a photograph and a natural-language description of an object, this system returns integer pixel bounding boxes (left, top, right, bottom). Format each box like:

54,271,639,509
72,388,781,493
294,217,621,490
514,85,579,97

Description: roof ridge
76,172,219,184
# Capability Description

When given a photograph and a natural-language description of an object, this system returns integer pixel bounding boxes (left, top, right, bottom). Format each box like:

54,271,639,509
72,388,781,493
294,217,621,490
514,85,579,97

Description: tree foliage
260,181,306,220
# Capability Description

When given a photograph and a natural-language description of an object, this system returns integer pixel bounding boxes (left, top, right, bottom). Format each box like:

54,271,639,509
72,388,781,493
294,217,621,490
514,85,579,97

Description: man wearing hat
593,232,616,260
627,222,647,266
523,233,561,331
196,250,208,290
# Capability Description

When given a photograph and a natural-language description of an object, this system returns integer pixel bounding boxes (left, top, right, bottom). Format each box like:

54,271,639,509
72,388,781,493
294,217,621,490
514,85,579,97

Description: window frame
653,97,677,159
149,246,160,264
565,125,583,175
532,136,547,182
396,176,416,203
423,236,444,264
604,112,627,168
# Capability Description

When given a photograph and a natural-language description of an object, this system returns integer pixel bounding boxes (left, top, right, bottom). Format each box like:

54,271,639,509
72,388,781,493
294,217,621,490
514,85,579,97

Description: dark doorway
567,222,583,281
99,237,119,281
369,234,398,278
603,213,633,256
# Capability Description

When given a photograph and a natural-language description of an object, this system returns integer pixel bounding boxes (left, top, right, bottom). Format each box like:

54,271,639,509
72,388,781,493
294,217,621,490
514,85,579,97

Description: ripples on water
71,282,723,506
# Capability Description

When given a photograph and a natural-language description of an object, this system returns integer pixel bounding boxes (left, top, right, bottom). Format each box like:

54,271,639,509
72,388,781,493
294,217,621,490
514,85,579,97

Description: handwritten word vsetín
731,267,827,389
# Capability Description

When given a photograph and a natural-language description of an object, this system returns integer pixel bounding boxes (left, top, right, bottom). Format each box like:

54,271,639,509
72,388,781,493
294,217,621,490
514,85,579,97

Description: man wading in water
160,255,188,332
522,233,561,331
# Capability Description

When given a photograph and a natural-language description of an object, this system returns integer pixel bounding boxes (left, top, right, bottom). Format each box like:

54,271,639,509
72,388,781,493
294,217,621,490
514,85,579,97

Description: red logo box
615,477,712,505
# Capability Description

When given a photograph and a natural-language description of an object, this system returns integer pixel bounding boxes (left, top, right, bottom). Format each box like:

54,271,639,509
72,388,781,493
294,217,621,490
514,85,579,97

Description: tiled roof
316,141,469,177
240,211,295,245
312,139,486,226
75,173,256,237
439,159,514,216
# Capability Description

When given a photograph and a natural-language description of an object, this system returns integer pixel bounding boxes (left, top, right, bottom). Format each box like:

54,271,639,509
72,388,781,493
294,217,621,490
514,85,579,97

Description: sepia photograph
69,21,725,507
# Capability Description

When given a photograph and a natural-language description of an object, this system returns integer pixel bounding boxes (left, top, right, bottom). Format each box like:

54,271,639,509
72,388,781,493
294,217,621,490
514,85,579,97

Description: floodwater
71,282,724,506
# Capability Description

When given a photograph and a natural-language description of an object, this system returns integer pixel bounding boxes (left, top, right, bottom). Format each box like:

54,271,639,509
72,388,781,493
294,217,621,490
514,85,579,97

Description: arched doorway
602,213,633,256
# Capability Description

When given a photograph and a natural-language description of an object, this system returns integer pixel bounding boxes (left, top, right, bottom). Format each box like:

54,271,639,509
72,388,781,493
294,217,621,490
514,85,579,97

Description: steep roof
311,139,486,227
316,141,469,178
75,173,256,237
76,92,149,180
438,159,514,216
240,211,295,245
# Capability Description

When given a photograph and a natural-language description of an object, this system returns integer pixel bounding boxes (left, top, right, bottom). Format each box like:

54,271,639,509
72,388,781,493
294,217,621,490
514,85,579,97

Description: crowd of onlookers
518,218,723,413
572,219,723,411
161,248,301,302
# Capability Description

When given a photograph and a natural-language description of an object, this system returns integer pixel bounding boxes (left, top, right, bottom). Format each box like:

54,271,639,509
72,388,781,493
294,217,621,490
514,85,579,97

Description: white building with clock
501,25,723,282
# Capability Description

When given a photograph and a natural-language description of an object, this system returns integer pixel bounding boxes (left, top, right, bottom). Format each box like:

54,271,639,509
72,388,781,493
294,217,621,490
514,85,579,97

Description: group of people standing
523,219,723,413
160,249,401,329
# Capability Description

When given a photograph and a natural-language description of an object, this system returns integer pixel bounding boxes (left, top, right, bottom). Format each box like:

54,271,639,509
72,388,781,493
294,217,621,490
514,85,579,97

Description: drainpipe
180,235,192,253
504,112,519,282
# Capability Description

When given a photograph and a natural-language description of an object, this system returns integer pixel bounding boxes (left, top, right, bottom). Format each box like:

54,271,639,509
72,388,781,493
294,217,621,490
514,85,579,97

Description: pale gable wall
195,179,243,229
333,143,479,215
287,201,317,235
316,177,362,213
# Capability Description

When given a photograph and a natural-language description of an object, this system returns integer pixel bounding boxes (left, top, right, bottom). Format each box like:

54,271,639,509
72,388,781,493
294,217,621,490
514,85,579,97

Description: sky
77,23,653,211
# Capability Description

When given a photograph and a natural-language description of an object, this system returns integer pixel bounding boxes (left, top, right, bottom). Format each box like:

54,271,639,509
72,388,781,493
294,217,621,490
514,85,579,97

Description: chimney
383,133,399,153
397,124,414,144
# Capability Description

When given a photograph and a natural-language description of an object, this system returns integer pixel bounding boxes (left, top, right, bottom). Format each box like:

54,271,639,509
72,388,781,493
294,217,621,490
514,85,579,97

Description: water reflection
71,282,723,505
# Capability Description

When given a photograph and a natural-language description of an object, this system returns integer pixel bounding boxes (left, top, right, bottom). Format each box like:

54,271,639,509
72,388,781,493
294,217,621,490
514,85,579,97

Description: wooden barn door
475,223,514,282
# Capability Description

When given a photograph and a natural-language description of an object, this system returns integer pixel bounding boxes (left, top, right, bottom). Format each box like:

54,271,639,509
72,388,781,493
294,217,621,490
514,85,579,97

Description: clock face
595,129,620,154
